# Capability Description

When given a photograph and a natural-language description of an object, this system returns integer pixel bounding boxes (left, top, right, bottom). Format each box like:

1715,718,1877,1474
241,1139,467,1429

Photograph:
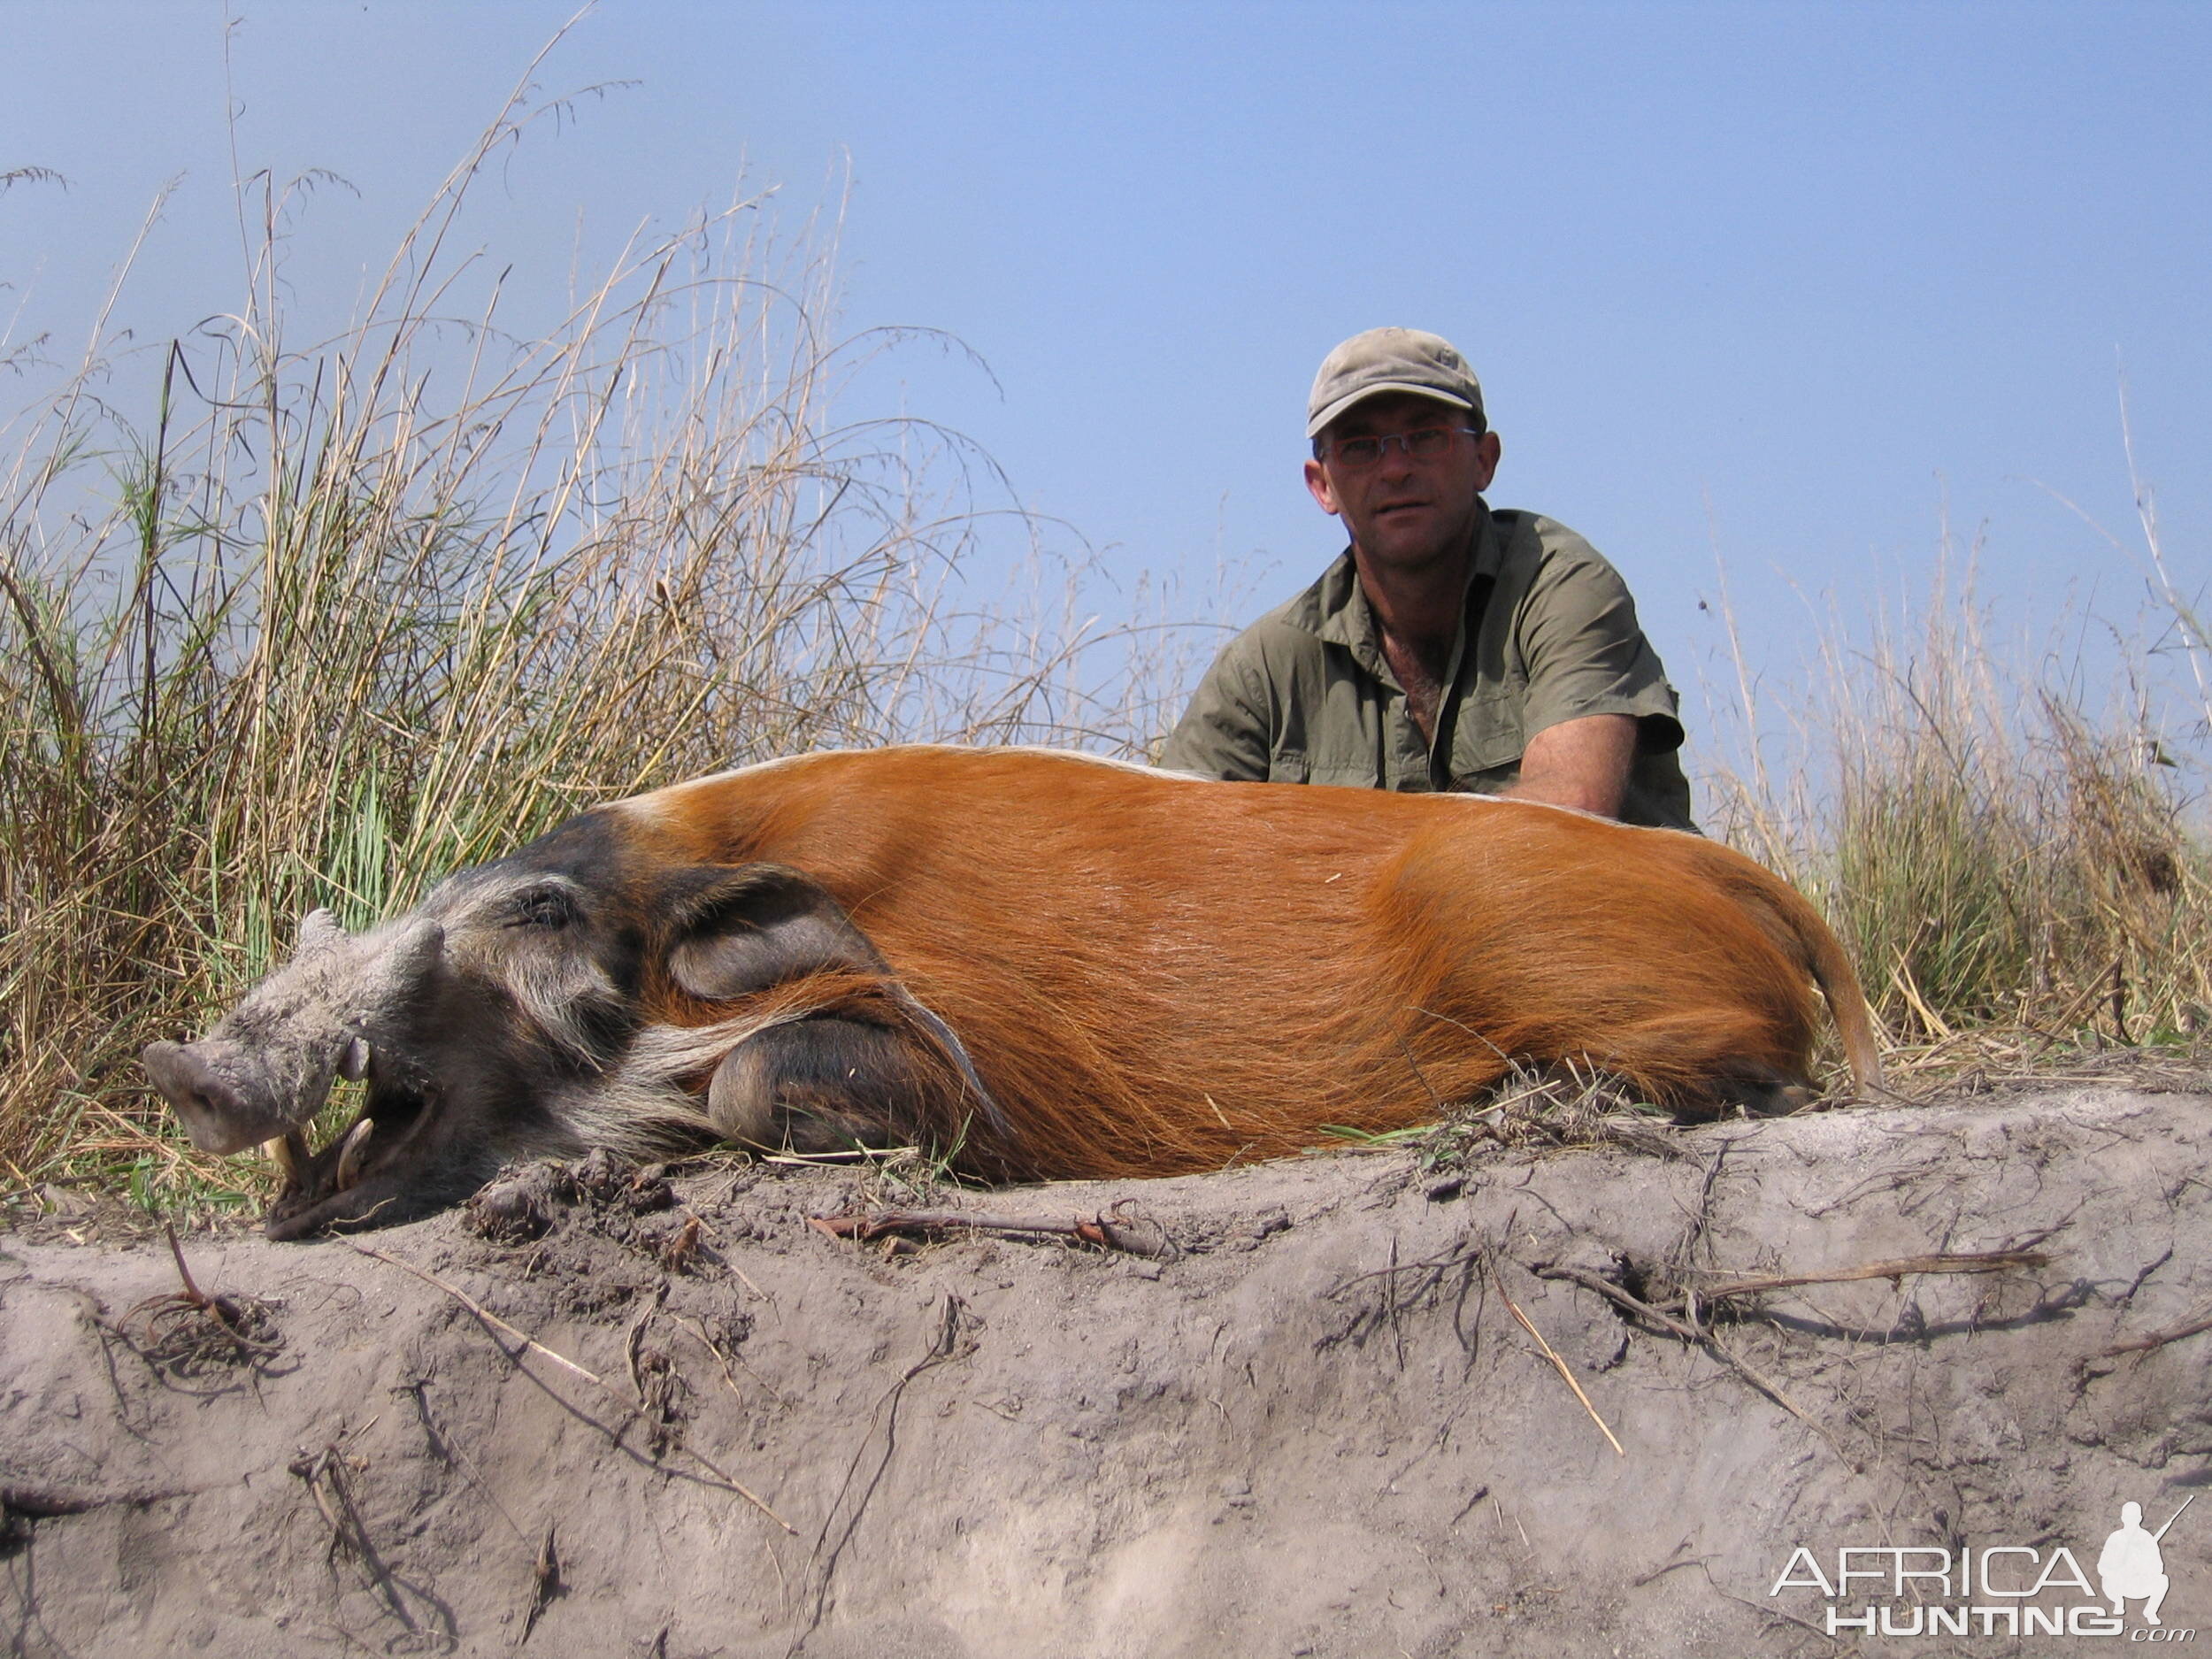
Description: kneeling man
1162,327,1694,830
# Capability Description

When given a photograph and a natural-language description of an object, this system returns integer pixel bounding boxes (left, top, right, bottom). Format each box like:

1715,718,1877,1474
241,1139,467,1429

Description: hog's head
142,808,992,1239
142,908,465,1237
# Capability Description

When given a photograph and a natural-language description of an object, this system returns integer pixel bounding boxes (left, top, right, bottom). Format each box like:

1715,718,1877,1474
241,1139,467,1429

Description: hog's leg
706,1015,961,1156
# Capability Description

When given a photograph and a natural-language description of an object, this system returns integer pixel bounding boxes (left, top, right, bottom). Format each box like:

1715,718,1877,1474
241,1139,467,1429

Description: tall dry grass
0,81,1194,1209
1697,512,2212,1067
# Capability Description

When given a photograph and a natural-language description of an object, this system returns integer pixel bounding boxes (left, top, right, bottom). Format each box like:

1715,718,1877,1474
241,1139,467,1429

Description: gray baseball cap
1306,326,1485,438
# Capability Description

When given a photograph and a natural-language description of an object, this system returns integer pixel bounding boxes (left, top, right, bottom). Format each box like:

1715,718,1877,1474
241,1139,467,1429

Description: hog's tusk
265,1134,299,1185
334,1118,375,1191
340,1036,373,1081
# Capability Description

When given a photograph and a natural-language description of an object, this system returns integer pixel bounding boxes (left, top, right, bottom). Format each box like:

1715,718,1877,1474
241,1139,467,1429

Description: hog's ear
296,908,346,960
356,916,446,1010
662,864,889,1002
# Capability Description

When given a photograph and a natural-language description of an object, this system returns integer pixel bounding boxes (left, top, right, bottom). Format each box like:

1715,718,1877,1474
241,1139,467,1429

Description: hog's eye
510,888,578,930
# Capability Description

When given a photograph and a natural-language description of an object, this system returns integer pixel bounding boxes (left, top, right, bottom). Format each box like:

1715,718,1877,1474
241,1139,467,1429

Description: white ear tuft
296,908,347,958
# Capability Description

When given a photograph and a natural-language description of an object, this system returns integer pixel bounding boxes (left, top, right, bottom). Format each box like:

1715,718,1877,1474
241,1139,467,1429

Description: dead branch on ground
2103,1300,2212,1359
809,1202,1175,1258
522,1524,561,1642
1494,1266,1624,1457
288,1441,419,1633
1320,1236,1485,1362
349,1242,795,1534
1529,1260,1847,1464
791,1294,972,1655
350,1243,603,1386
1682,1248,2048,1307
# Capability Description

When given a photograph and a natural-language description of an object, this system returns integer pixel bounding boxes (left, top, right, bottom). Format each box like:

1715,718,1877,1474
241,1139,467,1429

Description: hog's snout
142,1039,303,1156
141,910,446,1168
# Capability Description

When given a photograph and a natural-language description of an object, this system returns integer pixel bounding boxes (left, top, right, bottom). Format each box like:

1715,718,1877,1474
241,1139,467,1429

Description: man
1160,327,1694,829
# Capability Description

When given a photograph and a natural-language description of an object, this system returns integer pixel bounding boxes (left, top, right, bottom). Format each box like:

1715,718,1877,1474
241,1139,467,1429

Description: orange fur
625,747,1884,1179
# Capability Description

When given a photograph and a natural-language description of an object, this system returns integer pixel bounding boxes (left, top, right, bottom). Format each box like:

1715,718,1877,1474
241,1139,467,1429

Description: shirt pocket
1265,746,1311,783
1448,688,1526,780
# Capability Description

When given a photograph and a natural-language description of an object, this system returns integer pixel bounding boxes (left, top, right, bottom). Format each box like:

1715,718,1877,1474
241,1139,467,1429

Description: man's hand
1504,713,1639,818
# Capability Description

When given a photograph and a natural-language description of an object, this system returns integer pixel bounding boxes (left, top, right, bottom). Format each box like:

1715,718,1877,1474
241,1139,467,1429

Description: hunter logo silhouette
2100,1494,2193,1626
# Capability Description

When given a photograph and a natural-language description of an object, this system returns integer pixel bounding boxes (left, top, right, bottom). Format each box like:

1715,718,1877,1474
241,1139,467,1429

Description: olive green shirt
1159,503,1695,830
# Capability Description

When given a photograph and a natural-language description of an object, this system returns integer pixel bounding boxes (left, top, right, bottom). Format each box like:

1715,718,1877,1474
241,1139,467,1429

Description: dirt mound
8,1084,2212,1657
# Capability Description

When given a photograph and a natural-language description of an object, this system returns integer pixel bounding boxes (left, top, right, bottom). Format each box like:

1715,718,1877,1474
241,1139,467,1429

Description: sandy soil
8,1078,2212,1657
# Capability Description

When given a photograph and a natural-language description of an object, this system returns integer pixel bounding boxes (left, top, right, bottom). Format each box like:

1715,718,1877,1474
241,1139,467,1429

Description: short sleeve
1158,641,1273,780
1515,551,1684,752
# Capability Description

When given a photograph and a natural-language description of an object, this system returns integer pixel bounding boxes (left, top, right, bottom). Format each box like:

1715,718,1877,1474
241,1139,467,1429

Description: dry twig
1686,1248,2048,1306
1494,1269,1624,1457
288,1443,418,1632
349,1242,794,1533
791,1294,972,1655
1530,1261,1845,1463
349,1243,602,1387
2103,1301,2212,1359
810,1204,1174,1258
521,1523,561,1642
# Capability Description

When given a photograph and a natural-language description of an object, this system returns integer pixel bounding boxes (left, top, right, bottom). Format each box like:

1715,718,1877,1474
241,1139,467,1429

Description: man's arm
1158,641,1274,780
1502,527,1691,827
1502,712,1638,817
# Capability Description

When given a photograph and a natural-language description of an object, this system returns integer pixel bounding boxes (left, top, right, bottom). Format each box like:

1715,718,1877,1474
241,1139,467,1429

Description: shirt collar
1292,499,1502,660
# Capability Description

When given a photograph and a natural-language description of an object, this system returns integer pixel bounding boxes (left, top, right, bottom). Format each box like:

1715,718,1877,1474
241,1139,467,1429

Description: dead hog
142,745,1884,1238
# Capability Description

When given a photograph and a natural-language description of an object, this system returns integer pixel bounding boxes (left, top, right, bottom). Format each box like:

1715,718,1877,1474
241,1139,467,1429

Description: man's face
1304,393,1501,576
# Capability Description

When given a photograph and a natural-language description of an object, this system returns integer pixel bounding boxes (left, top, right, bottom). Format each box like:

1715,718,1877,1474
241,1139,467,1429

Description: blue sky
7,1,2208,756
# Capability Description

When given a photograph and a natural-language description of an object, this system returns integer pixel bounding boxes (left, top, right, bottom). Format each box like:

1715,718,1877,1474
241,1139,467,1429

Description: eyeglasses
1323,426,1483,470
